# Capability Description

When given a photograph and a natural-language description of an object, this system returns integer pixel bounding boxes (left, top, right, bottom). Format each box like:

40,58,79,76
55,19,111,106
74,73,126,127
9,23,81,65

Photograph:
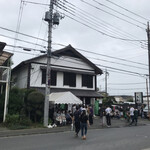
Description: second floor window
63,72,76,87
82,74,93,88
41,69,57,86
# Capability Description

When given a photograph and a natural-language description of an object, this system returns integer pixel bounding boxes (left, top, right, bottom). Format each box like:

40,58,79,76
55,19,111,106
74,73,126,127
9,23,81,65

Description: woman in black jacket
80,109,90,140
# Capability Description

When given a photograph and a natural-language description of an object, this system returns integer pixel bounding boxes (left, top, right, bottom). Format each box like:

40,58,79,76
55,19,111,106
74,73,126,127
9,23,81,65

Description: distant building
112,95,134,103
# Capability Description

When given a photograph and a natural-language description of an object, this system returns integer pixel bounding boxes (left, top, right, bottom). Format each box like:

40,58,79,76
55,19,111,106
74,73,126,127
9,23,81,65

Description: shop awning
49,91,82,104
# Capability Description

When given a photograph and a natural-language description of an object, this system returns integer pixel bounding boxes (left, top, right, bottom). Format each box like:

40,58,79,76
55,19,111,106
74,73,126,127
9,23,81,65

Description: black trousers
89,114,93,125
75,121,80,134
106,114,111,126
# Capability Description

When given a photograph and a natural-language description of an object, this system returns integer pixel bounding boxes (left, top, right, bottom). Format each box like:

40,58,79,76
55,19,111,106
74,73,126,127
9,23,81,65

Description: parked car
143,105,150,118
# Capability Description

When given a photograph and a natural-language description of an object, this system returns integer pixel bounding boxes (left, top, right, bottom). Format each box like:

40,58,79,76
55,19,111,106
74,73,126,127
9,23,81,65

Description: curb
0,123,147,138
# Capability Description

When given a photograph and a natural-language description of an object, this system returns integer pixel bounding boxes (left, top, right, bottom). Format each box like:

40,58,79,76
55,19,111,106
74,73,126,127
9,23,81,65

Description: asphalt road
0,125,150,150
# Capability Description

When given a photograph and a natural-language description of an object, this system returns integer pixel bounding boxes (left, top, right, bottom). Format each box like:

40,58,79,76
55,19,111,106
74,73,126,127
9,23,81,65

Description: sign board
135,92,143,104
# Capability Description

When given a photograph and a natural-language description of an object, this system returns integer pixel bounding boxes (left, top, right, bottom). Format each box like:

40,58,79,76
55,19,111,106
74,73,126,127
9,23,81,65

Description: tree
8,87,24,115
127,98,133,102
27,91,44,122
0,92,5,122
103,96,117,107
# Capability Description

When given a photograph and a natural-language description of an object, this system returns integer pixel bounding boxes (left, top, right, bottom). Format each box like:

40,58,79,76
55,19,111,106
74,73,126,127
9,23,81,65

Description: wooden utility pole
146,78,149,116
44,0,54,127
146,22,150,118
105,69,108,95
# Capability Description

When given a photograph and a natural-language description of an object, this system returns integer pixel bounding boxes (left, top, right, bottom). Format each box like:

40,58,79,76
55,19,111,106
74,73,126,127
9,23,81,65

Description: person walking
105,106,112,127
88,105,93,125
100,106,106,127
80,109,90,140
129,106,134,126
134,108,138,126
73,107,81,137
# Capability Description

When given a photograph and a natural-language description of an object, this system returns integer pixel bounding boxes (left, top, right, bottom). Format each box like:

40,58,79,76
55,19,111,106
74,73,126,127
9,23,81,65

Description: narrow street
1,125,150,150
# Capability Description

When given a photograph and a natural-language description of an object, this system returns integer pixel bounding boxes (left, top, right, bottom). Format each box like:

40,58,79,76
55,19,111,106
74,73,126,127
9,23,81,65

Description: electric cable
80,0,145,30
105,0,149,21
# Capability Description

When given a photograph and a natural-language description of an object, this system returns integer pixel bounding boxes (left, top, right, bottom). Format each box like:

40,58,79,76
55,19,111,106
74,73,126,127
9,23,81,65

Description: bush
5,114,32,129
5,114,20,127
19,117,32,126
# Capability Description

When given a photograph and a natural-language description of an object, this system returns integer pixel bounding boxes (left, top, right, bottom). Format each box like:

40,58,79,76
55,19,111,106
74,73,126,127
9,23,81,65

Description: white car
143,105,150,118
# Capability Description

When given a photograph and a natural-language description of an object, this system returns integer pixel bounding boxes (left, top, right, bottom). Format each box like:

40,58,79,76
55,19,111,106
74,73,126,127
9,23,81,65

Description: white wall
30,63,42,87
30,62,95,90
34,56,95,72
13,66,28,88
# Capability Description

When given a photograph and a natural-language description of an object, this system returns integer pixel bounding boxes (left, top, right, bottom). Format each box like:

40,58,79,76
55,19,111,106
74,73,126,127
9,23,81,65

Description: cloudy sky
0,0,150,96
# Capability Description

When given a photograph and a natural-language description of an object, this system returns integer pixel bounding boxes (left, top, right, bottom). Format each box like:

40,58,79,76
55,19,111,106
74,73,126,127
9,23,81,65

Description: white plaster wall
30,53,97,90
76,74,81,88
30,63,95,90
30,63,42,87
14,66,28,88
33,56,95,73
57,72,63,87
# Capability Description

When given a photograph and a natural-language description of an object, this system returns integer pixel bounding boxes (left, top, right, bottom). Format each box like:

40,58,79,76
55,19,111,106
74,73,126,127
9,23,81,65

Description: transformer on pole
44,0,62,127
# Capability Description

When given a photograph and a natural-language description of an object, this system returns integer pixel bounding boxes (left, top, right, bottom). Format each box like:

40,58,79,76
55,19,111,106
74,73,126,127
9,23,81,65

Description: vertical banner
135,92,143,104
94,100,99,115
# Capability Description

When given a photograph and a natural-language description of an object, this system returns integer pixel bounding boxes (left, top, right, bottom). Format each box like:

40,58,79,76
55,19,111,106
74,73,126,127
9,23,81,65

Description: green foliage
5,114,32,129
26,91,44,122
127,98,133,102
19,117,32,126
8,87,25,115
5,114,20,127
2,87,45,126
0,92,5,122
103,96,117,107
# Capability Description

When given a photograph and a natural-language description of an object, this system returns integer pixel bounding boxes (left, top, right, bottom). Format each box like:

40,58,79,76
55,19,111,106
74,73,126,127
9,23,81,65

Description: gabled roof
12,45,103,74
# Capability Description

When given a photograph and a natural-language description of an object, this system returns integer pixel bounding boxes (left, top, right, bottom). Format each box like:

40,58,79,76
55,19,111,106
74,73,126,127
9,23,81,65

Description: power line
57,0,146,50
53,55,148,77
53,42,148,67
13,0,24,52
6,44,46,53
96,64,148,77
4,38,148,77
57,1,146,42
99,67,146,78
0,33,46,48
105,0,149,21
22,0,49,6
5,49,37,56
60,0,145,42
58,9,143,42
75,47,148,67
33,0,49,52
0,26,47,42
80,0,145,30
87,56,148,71
92,0,146,26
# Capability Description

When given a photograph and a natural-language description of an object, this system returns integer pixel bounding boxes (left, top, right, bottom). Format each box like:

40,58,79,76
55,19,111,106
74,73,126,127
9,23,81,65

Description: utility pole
44,0,54,127
146,78,149,116
44,0,61,126
3,66,11,122
105,69,108,95
146,22,150,118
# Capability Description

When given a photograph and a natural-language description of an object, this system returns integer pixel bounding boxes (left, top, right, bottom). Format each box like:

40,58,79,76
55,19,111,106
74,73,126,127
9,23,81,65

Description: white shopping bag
71,123,74,131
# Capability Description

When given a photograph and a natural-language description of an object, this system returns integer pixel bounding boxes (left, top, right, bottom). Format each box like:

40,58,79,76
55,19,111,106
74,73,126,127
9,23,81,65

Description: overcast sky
0,0,150,96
